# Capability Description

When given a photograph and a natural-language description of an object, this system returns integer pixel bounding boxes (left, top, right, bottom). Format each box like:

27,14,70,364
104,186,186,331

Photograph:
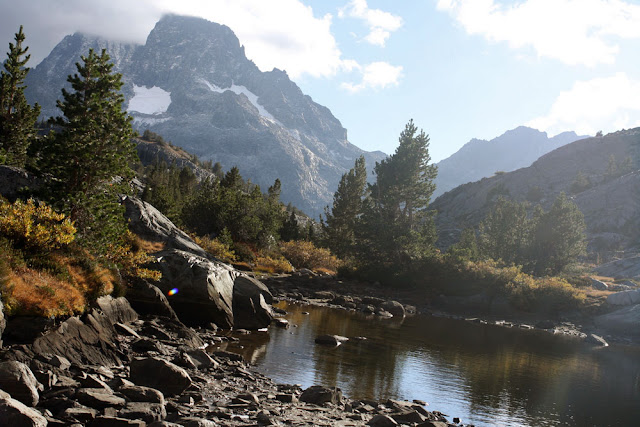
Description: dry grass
4,267,86,317
254,256,293,274
134,236,166,254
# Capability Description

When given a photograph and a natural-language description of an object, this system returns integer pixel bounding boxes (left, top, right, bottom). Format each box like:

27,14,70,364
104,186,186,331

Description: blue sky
2,0,640,162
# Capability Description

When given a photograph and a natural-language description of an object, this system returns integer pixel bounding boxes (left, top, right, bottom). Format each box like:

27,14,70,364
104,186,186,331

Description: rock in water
130,357,192,396
233,276,274,330
315,335,349,346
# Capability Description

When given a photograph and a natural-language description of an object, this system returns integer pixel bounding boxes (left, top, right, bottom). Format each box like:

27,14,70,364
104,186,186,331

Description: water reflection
220,301,640,426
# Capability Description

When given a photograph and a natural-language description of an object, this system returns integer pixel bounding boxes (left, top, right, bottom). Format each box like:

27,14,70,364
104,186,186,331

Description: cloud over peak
437,0,640,67
339,0,403,47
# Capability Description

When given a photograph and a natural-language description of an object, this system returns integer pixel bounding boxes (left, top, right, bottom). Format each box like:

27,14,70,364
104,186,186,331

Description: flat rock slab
300,385,342,405
130,357,192,396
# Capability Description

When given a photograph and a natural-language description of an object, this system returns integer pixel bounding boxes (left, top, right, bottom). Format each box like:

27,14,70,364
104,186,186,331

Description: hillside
24,14,386,216
432,129,640,254
434,126,587,198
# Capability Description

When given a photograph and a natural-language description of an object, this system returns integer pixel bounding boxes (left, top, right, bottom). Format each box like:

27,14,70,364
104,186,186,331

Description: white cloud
527,73,640,136
437,0,640,66
338,0,403,47
0,0,356,79
341,61,403,93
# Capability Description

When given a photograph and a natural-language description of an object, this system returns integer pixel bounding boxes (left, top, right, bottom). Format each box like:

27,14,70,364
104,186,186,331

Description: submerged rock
315,335,349,346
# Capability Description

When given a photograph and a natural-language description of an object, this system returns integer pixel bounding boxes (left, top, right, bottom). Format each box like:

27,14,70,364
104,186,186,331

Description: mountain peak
433,126,587,198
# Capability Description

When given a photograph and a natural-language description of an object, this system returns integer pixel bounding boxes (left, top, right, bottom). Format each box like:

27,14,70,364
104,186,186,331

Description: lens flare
168,288,179,296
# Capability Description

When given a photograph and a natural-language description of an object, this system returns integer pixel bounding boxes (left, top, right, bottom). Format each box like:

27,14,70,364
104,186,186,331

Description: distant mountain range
432,129,640,254
433,126,588,199
25,14,385,216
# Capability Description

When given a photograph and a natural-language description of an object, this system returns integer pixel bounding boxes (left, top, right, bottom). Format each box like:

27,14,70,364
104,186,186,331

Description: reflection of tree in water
402,317,640,426
234,302,640,426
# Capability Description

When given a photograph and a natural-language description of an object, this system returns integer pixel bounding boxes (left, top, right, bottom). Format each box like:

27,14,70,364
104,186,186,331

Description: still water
221,301,640,426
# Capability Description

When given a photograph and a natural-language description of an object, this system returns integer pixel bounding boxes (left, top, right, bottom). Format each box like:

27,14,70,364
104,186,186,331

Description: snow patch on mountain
199,78,278,123
128,85,172,115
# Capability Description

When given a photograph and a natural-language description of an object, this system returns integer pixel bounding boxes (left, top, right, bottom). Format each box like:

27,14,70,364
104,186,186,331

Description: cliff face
434,126,588,199
432,129,640,253
25,14,385,216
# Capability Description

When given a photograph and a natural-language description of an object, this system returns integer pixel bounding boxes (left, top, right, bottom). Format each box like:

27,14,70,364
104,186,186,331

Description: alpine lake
215,301,640,426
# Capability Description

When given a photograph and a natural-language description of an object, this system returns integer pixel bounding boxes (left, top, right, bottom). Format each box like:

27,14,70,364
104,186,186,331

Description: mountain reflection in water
214,301,640,426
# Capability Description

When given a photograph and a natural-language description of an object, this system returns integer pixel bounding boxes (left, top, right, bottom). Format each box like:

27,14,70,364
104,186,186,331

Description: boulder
315,335,349,346
380,301,406,318
95,295,139,324
118,402,166,423
31,311,122,367
0,165,41,201
368,414,398,426
130,357,192,396
0,361,41,406
75,388,126,409
119,385,165,404
595,304,640,337
585,334,609,347
89,416,146,426
299,385,342,405
590,278,609,290
151,249,236,328
122,196,209,257
234,275,273,304
606,289,640,306
125,280,179,320
233,292,273,330
0,395,47,426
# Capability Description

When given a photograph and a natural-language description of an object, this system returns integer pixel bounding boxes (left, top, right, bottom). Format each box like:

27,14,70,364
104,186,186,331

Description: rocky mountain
433,126,587,198
432,129,640,255
25,14,386,216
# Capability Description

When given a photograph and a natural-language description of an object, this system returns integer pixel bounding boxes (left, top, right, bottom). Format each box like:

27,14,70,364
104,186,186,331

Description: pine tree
360,120,438,265
42,48,136,250
530,193,586,275
479,197,530,266
0,25,40,167
322,155,367,258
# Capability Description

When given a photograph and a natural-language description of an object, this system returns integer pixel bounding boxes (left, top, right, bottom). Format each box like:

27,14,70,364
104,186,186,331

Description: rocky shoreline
261,272,640,347
0,294,461,426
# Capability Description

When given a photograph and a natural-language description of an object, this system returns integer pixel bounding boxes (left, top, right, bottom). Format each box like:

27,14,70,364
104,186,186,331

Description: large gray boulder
125,280,179,320
130,357,192,396
122,196,209,257
0,165,41,201
606,289,640,306
232,275,274,330
0,394,47,426
151,249,236,328
595,304,640,337
31,314,120,367
95,295,139,324
0,361,41,406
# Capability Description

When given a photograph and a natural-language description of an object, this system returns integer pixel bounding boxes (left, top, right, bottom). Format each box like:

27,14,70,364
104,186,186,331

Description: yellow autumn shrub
0,198,76,252
280,240,341,273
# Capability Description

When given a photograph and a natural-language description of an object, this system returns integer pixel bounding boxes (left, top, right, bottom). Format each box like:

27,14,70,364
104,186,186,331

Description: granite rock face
25,14,386,216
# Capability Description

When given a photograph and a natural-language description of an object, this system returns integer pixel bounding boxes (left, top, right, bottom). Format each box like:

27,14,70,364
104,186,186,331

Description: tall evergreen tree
360,120,438,265
322,155,367,258
530,193,586,275
479,197,531,266
42,48,136,249
0,25,40,167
